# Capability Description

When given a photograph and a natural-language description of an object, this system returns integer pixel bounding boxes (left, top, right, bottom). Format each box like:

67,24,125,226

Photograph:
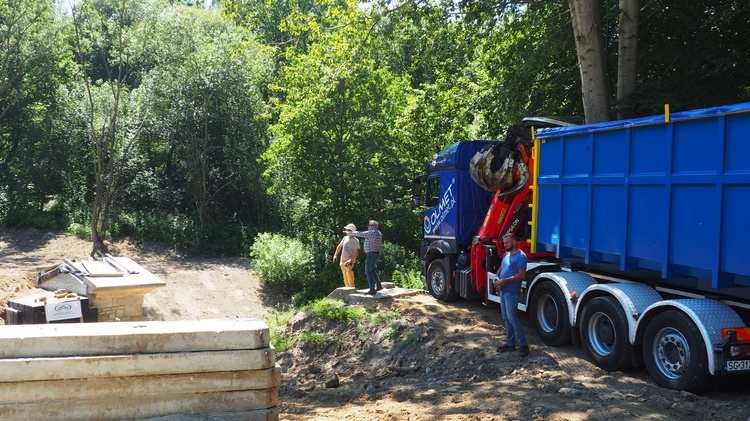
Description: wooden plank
0,319,269,358
81,260,124,277
0,368,280,403
136,407,278,421
0,350,275,383
0,388,279,420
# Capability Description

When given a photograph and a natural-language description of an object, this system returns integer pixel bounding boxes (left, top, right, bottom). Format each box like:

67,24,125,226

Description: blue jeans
365,252,382,291
500,291,527,347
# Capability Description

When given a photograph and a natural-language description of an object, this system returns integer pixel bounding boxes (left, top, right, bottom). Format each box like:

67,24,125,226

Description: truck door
423,175,456,239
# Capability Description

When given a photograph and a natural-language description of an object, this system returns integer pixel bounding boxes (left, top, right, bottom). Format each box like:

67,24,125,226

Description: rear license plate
724,360,750,372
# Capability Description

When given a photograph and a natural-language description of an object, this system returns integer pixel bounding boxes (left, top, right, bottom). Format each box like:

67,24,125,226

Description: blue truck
414,103,750,392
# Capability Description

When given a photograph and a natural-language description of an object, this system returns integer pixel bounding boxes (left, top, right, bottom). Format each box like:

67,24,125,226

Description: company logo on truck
424,178,456,234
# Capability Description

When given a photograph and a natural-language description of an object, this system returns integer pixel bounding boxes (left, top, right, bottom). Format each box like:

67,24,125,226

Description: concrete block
327,287,356,301
123,407,278,421
0,388,279,420
0,319,270,358
124,303,143,316
0,350,275,383
0,368,281,403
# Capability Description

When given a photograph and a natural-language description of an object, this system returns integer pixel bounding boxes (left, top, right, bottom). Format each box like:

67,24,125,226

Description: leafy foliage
2,0,750,293
250,232,314,296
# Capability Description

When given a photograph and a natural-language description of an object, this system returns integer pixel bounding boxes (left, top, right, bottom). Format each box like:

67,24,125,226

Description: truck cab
415,141,498,301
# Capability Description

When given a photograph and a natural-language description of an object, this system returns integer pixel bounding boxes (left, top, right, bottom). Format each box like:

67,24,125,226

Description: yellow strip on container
529,127,541,254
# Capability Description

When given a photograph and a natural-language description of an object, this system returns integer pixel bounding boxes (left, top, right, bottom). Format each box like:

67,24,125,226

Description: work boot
519,346,530,357
497,344,516,353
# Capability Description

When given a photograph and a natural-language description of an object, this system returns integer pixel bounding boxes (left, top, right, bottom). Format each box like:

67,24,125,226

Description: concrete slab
0,388,279,420
0,319,269,358
341,285,425,305
138,408,279,421
0,368,280,403
0,350,276,383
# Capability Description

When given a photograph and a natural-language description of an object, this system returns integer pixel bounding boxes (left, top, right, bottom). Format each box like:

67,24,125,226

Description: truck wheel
580,296,632,372
643,310,711,392
427,260,457,302
530,281,572,346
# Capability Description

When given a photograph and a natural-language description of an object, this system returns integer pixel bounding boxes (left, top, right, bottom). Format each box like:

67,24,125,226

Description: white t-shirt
339,236,360,262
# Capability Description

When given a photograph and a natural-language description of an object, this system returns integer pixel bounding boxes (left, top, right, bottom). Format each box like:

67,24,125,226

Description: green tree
0,0,70,225
263,0,419,236
69,0,162,255
139,4,273,250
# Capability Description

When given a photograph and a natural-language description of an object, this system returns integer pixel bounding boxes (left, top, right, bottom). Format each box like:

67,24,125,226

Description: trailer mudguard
636,299,745,374
523,271,597,326
575,283,662,343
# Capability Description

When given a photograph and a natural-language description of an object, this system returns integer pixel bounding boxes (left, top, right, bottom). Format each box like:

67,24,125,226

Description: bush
114,211,196,249
290,231,343,304
250,232,314,296
7,207,60,230
391,267,423,289
378,241,423,288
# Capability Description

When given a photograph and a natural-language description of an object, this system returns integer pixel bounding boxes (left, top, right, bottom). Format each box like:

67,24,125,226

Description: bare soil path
1,228,749,420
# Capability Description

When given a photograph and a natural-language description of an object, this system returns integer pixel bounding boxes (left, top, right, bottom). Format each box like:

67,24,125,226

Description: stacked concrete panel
0,319,279,420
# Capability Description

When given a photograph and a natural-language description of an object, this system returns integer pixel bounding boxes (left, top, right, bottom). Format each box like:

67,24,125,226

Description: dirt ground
1,228,749,420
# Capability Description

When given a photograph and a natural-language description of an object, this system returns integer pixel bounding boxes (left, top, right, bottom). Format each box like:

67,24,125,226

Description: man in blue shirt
494,233,529,357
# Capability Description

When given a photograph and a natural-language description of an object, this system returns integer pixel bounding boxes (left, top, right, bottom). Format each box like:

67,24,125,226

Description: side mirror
412,175,425,208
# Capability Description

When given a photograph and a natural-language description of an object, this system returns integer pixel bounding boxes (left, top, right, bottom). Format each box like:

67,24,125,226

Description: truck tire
580,296,632,372
530,281,572,346
643,310,711,392
427,260,457,302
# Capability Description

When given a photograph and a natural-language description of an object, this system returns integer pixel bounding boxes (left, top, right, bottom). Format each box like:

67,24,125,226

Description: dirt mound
278,294,750,420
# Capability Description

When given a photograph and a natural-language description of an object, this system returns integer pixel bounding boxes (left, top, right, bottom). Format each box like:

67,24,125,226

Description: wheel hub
653,328,691,379
537,295,558,333
430,271,445,295
588,313,615,356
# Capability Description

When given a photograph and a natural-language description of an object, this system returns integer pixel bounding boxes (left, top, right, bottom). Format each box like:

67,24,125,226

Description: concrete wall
0,319,278,420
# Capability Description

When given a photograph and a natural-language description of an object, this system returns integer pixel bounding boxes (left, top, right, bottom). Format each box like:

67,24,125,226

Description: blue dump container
535,103,750,294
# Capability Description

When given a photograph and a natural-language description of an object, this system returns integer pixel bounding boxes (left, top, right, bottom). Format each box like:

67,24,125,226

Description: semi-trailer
415,103,750,392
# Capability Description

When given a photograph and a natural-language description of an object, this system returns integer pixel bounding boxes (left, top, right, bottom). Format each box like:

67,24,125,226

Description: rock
287,310,313,332
324,373,340,388
364,383,377,396
309,364,322,374
558,387,580,396
679,390,699,402
363,380,379,396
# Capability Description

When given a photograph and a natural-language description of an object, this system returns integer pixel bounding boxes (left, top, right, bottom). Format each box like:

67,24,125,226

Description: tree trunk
616,0,639,119
569,0,611,123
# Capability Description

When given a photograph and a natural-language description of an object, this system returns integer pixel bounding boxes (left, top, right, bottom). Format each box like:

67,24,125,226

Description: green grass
305,297,369,322
369,308,401,325
266,309,295,352
266,297,402,353
383,324,401,340
297,331,343,351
